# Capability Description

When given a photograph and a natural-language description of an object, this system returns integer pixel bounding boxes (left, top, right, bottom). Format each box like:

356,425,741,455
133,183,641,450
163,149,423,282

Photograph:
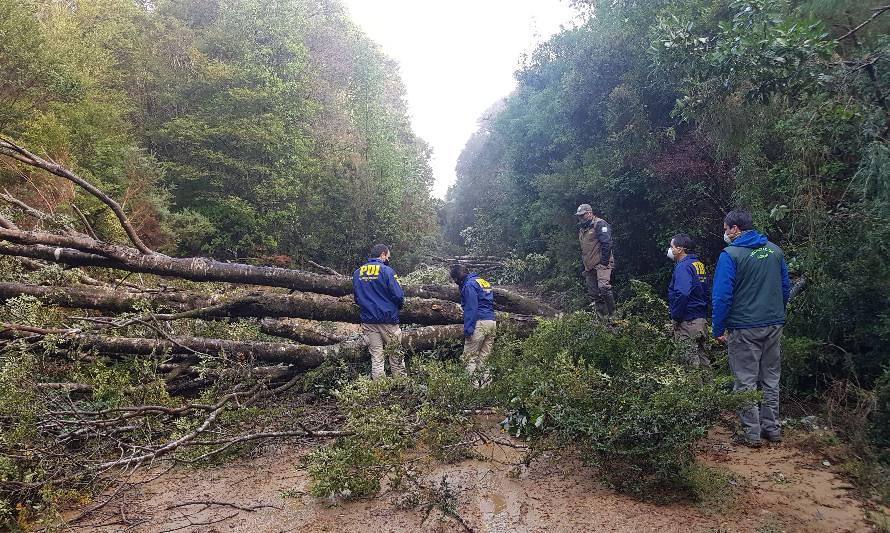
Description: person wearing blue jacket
353,244,406,379
712,210,791,448
667,234,710,367
450,264,496,386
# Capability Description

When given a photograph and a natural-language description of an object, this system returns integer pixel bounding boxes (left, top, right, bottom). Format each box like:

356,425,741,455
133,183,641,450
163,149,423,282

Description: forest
1,0,888,531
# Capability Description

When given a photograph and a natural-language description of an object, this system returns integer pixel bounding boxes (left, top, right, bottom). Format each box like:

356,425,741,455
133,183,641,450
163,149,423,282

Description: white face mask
666,247,675,260
723,232,733,244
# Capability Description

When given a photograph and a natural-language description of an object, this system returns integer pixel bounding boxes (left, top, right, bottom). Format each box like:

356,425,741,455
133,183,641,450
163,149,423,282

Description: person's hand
716,335,727,344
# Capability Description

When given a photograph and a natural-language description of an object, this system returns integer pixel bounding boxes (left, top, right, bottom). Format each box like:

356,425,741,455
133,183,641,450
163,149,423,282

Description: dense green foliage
306,364,476,498
443,0,890,392
0,0,437,268
489,310,750,495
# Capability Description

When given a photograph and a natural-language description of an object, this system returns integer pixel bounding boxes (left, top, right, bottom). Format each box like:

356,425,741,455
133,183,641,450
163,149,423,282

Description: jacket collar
728,230,768,249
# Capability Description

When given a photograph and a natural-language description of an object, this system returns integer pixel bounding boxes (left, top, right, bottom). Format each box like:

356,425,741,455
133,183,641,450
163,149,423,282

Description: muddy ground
58,425,881,533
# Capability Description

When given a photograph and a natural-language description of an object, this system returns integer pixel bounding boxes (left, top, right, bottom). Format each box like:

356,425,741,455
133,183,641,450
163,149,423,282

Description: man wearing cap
576,204,616,316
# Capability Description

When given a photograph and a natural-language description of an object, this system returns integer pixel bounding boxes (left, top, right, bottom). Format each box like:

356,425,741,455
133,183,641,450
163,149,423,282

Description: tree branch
837,5,890,41
0,138,154,254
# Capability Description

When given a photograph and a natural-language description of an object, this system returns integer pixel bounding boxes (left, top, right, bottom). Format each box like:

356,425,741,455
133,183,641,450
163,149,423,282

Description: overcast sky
340,0,580,198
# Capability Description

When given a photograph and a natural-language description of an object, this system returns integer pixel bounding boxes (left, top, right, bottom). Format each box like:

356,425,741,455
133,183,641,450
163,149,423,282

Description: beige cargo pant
463,320,497,385
673,318,710,368
362,323,406,379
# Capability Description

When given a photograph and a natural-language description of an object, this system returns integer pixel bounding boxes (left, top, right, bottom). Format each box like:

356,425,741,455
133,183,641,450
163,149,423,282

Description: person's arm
386,268,405,309
594,220,612,265
780,256,790,306
462,283,479,337
669,264,692,321
711,252,735,338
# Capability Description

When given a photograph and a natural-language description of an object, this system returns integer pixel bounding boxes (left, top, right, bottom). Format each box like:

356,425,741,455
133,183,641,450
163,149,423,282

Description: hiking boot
731,434,763,448
761,431,783,443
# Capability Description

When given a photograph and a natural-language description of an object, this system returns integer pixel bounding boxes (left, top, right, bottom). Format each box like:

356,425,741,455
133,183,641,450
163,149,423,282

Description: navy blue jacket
712,230,790,337
459,272,495,337
668,254,709,322
352,258,404,324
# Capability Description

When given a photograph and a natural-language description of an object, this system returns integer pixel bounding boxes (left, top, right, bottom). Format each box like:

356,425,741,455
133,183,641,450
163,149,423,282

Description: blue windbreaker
459,272,496,337
352,258,404,324
711,230,790,337
668,254,709,322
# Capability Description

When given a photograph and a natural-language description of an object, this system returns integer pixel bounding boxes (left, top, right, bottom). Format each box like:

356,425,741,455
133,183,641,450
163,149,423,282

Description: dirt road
63,428,876,532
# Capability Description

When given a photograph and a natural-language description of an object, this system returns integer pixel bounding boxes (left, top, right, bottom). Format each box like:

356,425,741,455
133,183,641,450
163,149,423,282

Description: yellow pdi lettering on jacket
359,264,380,280
476,278,492,292
693,261,707,282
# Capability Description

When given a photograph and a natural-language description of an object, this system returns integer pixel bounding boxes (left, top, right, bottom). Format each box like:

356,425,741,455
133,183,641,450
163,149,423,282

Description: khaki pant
673,318,710,367
362,323,406,379
583,265,615,315
463,320,496,383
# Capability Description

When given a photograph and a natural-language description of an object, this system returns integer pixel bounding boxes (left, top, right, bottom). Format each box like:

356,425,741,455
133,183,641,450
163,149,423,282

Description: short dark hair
449,263,469,282
370,244,390,258
670,234,696,252
724,210,754,231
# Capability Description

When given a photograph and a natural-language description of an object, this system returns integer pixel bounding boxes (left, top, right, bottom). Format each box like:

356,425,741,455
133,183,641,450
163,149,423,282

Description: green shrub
305,374,475,498
489,312,752,496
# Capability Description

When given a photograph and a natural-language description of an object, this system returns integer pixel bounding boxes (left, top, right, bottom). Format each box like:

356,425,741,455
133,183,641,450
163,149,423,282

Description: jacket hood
729,230,768,249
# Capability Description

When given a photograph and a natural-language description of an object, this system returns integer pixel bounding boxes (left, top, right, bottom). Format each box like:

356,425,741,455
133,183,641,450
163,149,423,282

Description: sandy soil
62,427,876,533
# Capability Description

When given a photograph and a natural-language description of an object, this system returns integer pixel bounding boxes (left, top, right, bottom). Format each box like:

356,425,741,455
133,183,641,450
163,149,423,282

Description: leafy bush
400,265,452,286
497,253,551,284
489,312,752,496
305,369,476,499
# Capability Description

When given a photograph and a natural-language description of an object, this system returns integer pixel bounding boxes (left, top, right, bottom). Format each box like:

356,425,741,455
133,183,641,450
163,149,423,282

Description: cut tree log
0,241,557,316
0,282,473,326
258,318,358,345
1,325,465,371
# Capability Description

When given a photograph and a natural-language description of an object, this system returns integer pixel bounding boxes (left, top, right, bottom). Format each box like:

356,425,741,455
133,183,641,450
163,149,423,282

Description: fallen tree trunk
258,318,357,345
0,282,469,325
2,325,465,371
0,243,557,316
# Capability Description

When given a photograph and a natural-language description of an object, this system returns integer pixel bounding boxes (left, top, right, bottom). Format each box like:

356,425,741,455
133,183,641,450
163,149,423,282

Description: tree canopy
443,0,890,388
0,0,438,268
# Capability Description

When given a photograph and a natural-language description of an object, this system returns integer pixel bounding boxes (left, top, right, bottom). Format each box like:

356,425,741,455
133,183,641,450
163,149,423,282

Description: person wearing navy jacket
450,264,496,385
667,234,711,367
712,210,791,448
353,244,406,379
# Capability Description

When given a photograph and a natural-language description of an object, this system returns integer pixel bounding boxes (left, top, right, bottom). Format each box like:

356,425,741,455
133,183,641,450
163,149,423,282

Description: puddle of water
490,493,507,515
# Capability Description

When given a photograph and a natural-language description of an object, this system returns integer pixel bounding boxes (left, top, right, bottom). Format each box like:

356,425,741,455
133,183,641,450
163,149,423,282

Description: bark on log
0,241,557,316
0,282,470,326
2,325,465,371
258,318,357,345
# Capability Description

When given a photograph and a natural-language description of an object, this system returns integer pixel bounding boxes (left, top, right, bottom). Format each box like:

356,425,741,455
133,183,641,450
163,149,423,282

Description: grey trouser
463,320,497,383
583,266,614,315
728,325,783,441
362,323,406,379
673,318,710,368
